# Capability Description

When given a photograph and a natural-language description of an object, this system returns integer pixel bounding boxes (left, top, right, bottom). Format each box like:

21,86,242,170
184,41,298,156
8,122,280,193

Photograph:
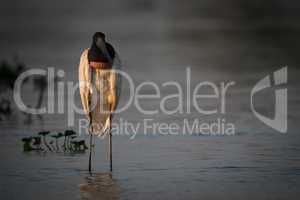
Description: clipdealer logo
12,66,288,136
250,67,288,133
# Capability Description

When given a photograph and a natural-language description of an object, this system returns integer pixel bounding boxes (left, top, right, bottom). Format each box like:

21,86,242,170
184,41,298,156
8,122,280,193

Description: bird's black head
89,32,115,63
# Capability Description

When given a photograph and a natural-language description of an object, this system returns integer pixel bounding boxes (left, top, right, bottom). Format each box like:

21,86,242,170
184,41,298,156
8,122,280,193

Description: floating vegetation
51,132,64,151
38,131,52,151
21,137,34,152
21,130,88,153
71,140,88,151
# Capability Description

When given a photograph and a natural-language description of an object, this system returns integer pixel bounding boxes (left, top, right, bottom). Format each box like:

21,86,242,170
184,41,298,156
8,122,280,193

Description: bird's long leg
109,114,112,172
88,109,93,172
88,68,95,173
88,131,93,173
88,90,93,173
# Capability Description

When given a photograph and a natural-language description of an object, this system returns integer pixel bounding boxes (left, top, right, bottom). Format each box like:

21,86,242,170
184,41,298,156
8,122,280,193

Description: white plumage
78,49,122,136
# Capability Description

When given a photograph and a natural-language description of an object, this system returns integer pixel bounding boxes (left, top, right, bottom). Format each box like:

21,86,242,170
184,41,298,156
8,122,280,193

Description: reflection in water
79,173,121,200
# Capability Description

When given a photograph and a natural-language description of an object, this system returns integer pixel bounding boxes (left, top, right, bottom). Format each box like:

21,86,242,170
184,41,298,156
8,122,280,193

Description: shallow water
1,133,300,200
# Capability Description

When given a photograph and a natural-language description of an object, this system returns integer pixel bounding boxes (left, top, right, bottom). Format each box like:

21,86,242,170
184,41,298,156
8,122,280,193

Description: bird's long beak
96,38,113,63
95,38,104,48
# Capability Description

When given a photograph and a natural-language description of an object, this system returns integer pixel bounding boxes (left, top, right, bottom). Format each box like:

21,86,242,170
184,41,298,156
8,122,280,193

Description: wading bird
79,32,122,172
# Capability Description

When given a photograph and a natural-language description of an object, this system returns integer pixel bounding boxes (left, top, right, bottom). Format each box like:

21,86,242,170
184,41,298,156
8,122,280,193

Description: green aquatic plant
71,140,88,151
32,136,42,150
38,131,52,151
21,137,33,152
64,130,77,137
49,140,55,150
21,136,44,152
63,130,77,151
69,135,78,151
51,132,64,151
71,136,77,140
20,130,88,154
